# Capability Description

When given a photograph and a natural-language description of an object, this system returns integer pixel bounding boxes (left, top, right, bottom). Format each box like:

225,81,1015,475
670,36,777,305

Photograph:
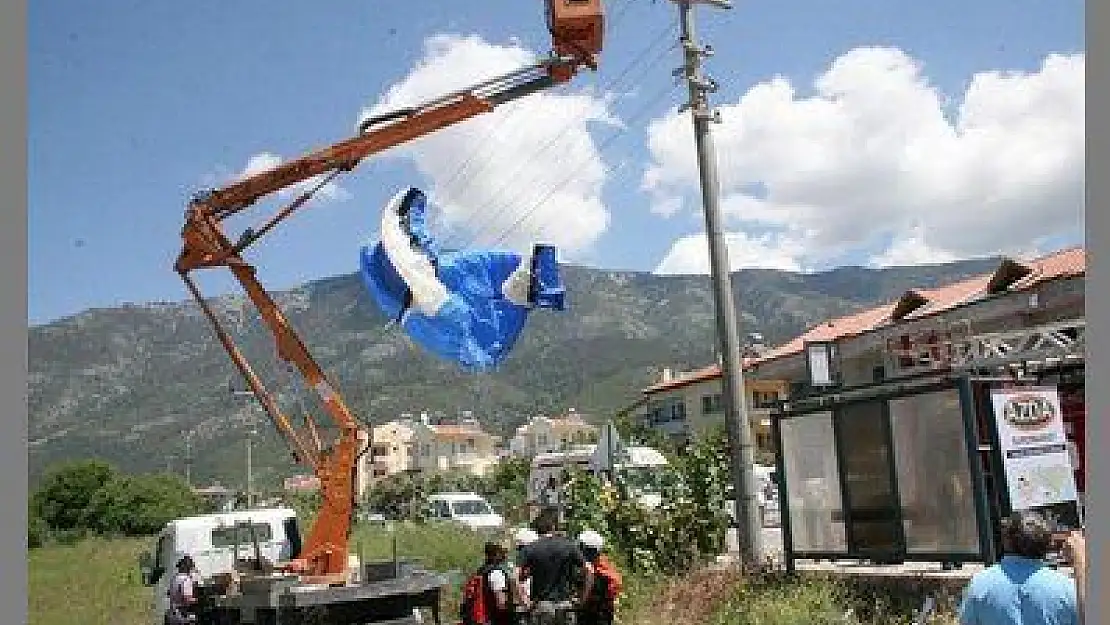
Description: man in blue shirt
959,511,1079,625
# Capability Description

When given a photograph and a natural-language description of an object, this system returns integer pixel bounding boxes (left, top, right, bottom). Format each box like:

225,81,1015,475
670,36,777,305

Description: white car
426,492,505,531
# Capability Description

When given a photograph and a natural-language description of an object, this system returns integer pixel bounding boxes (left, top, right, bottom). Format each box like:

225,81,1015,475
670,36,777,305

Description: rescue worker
575,530,622,625
165,555,200,625
517,507,593,625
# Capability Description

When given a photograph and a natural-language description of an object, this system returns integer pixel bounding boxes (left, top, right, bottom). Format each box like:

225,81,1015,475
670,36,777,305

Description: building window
701,393,723,414
752,390,781,409
421,444,430,457
670,400,686,422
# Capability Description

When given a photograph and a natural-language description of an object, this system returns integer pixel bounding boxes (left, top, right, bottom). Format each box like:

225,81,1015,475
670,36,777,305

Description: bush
362,458,532,524
31,459,118,532
29,459,205,538
28,513,49,549
561,431,731,577
83,472,204,536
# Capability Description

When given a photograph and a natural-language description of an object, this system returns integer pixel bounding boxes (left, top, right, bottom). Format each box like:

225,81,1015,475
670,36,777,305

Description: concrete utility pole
184,431,194,487
246,424,256,508
669,0,762,567
232,388,259,509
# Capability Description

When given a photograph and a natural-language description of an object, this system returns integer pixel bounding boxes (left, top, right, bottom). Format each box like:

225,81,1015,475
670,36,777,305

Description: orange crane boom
174,1,604,580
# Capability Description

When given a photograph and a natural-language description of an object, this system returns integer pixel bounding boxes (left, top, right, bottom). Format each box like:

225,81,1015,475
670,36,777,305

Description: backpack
590,556,623,610
459,564,508,625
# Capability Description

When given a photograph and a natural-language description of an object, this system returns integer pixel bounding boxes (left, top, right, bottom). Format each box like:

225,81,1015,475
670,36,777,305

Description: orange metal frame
173,0,603,579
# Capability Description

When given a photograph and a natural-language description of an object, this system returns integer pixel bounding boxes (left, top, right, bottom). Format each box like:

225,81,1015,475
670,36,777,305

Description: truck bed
196,571,448,625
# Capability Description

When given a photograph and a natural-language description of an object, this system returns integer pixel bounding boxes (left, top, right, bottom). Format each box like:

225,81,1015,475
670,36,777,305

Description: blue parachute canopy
358,187,566,372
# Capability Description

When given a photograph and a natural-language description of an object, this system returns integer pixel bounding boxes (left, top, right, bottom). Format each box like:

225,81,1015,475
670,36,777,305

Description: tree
484,457,531,523
31,459,118,532
83,472,204,536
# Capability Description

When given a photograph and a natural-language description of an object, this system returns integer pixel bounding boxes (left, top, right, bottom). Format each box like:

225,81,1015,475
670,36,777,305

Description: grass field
28,523,961,625
29,535,151,625
27,522,488,625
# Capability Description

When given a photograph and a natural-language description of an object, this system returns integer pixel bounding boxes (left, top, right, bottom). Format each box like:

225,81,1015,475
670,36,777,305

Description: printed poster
990,386,1078,510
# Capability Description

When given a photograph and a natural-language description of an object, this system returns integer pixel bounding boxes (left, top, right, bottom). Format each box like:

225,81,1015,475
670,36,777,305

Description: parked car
426,492,505,532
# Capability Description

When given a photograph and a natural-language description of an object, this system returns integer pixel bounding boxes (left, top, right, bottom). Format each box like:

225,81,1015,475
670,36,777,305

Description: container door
835,400,904,561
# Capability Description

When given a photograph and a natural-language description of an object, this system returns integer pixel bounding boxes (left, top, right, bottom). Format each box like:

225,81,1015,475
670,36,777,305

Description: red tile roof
1009,246,1086,291
641,363,723,394
641,245,1085,394
430,424,493,440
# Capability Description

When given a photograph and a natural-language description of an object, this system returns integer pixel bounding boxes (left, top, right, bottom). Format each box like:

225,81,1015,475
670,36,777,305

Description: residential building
355,419,417,495
639,246,1085,461
508,409,599,457
193,483,236,512
283,474,320,492
639,365,788,454
410,414,501,476
749,246,1085,388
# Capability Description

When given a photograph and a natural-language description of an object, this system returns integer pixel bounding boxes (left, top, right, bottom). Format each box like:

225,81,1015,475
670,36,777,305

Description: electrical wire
433,0,641,247
453,27,677,249
445,17,680,251
488,78,682,248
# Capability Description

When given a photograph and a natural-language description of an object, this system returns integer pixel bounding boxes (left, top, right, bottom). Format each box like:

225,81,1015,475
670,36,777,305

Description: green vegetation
29,459,206,547
26,434,963,625
29,535,150,625
363,455,533,524
616,568,961,625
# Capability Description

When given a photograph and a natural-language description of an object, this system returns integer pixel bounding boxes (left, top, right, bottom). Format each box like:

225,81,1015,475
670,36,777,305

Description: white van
426,492,505,531
137,507,302,622
527,444,670,509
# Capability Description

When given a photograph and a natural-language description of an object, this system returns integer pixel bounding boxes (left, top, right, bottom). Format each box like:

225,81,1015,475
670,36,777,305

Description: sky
28,0,1085,326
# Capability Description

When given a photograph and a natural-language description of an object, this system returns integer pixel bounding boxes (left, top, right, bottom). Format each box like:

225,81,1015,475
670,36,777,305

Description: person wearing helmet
575,530,622,625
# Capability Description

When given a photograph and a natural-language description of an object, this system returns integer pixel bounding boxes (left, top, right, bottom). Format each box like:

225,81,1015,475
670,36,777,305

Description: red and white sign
990,386,1078,510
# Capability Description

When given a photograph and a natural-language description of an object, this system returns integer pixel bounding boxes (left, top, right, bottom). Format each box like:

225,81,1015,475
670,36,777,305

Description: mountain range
28,258,1000,488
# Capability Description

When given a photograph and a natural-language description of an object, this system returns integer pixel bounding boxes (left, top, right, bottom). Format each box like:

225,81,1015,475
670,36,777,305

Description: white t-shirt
168,573,196,608
487,568,508,592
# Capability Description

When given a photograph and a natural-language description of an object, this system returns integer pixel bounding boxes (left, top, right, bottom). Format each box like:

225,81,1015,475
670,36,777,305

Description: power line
488,79,682,248
433,0,642,247
441,17,679,251
461,23,678,248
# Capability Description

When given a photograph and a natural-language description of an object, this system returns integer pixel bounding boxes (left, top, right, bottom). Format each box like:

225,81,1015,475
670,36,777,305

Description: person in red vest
574,530,622,625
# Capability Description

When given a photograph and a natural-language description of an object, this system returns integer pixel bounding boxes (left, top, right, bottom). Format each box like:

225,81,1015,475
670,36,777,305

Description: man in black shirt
517,507,594,625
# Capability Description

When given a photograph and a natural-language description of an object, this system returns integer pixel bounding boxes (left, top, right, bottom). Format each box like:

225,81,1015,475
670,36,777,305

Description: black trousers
576,609,613,625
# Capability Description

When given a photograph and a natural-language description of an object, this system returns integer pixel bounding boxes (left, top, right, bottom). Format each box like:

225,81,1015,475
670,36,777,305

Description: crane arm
182,61,567,229
175,0,605,581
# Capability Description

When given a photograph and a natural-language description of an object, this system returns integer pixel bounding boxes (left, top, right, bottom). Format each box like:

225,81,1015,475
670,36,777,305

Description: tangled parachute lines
359,187,566,372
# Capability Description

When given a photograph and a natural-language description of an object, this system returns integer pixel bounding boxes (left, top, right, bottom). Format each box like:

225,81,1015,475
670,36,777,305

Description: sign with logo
990,386,1077,510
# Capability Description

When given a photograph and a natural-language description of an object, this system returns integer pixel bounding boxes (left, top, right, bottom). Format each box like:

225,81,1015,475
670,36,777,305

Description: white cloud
236,152,352,203
356,34,619,256
869,223,957,268
654,230,806,275
644,47,1085,272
